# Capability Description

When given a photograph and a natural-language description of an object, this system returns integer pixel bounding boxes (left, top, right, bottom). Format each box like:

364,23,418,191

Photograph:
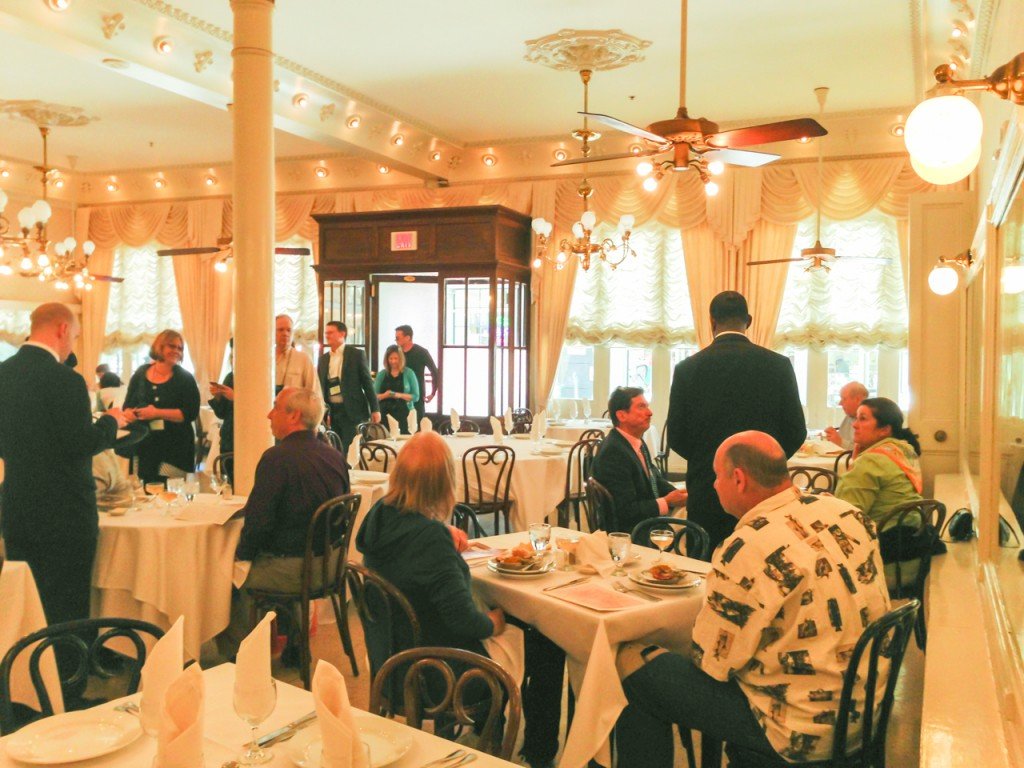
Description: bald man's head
839,381,869,418
713,431,792,518
29,302,79,362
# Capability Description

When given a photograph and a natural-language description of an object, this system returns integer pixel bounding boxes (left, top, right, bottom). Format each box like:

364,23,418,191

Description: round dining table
0,561,63,713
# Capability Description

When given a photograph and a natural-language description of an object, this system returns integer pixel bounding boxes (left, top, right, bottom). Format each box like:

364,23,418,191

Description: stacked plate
628,567,702,590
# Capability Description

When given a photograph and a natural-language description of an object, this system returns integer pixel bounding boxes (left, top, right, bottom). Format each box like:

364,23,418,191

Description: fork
613,581,661,602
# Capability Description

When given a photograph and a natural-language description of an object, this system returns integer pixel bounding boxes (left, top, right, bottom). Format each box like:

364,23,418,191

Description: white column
230,0,275,494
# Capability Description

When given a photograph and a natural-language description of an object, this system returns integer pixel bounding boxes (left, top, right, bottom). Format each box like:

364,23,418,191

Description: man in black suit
316,320,380,454
591,387,688,535
0,304,128,689
667,291,806,552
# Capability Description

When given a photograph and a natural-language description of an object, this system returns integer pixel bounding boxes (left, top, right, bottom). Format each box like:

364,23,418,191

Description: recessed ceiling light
106,180,119,193
797,136,812,144
47,0,70,10
292,93,309,109
629,144,643,155
102,58,129,70
204,174,218,186
377,164,390,175
482,154,497,167
429,151,442,161
0,168,9,178
951,19,969,39
314,165,329,178
949,54,968,71
53,176,65,189
392,134,404,146
154,176,167,189
154,36,173,54
553,149,568,162
346,115,361,129
890,123,905,137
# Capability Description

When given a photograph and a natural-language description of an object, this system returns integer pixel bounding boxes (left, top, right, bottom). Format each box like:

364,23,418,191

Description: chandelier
0,101,106,291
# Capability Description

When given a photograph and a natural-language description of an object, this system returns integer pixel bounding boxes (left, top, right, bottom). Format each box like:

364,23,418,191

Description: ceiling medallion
102,13,126,39
194,50,213,73
523,29,651,72
0,100,97,128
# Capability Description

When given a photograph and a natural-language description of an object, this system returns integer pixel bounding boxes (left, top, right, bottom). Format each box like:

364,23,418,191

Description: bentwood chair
655,423,687,482
511,408,533,433
579,428,607,443
726,600,920,768
789,465,840,494
370,647,522,761
247,493,362,687
462,445,516,534
357,421,389,446
584,477,615,532
440,418,482,436
319,429,344,451
451,503,486,539
0,618,164,734
877,499,946,650
834,450,855,474
630,517,711,561
359,442,399,473
557,438,602,530
212,451,234,483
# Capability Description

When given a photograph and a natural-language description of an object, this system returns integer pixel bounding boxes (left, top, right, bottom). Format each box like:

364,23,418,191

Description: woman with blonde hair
123,329,200,483
374,344,419,434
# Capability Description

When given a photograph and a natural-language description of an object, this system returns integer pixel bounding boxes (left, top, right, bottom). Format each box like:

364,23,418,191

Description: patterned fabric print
691,487,891,762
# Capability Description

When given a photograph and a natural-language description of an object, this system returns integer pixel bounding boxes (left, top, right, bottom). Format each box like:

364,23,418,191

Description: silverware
114,702,139,715
614,581,662,602
543,576,590,592
418,748,466,768
449,755,477,768
254,710,317,747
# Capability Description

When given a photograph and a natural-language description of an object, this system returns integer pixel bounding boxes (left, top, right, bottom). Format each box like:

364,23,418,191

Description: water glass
166,478,184,507
234,679,277,765
556,535,579,570
550,399,561,421
582,400,592,422
128,475,145,512
183,473,199,503
649,528,675,563
144,481,165,508
529,523,552,554
608,532,631,576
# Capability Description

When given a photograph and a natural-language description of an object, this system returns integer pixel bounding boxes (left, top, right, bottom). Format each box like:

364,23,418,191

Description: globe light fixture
927,249,974,295
1002,263,1024,295
904,95,982,184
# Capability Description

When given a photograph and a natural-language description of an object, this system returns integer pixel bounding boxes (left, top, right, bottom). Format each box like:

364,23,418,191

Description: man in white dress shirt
274,314,320,397
824,381,868,450
316,320,380,454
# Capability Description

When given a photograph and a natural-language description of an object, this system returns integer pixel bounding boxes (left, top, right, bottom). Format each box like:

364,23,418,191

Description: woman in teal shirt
374,344,420,434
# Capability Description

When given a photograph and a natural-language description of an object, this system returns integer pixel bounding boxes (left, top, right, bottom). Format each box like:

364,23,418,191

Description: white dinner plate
487,560,555,578
511,434,532,440
545,439,575,448
4,709,142,764
286,714,414,768
349,470,390,485
628,569,702,590
547,420,567,426
532,446,564,456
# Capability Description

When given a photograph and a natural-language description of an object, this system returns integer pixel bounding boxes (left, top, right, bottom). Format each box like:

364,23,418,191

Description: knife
254,710,317,747
542,576,590,592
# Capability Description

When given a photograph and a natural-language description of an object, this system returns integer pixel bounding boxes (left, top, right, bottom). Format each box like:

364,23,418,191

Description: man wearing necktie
591,386,687,536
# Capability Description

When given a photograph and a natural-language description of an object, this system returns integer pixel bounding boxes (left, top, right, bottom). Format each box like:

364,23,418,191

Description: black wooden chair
359,442,399,473
789,465,840,494
878,499,947,650
462,445,516,534
557,437,602,530
726,600,920,768
357,421,389,445
247,493,362,687
834,450,854,474
584,477,615,532
212,451,234,482
319,429,344,451
451,503,486,538
440,418,482,436
370,646,522,761
0,618,164,735
511,408,533,433
630,517,711,561
655,422,687,482
579,428,607,443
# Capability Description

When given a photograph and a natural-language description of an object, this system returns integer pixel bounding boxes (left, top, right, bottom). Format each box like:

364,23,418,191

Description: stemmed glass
649,528,675,564
144,481,165,509
183,473,199,503
529,523,551,557
549,399,561,422
127,475,145,512
163,478,184,511
234,679,277,765
608,532,631,577
582,400,592,424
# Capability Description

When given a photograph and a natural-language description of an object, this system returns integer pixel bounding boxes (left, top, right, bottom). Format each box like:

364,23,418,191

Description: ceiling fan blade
156,247,222,257
703,148,780,168
747,258,803,266
551,148,667,168
274,247,312,256
579,112,670,144
90,274,124,282
706,118,827,149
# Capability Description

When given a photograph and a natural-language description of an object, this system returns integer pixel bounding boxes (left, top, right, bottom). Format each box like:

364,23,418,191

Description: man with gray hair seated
613,430,890,766
223,386,350,652
824,381,869,449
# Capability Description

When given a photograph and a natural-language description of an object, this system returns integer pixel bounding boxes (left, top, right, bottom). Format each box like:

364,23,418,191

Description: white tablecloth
376,435,570,530
472,529,708,768
0,663,518,767
0,562,63,712
347,476,389,566
543,419,611,444
92,494,246,660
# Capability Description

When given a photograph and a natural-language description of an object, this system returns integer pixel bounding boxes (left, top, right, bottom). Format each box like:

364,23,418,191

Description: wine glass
127,475,145,512
582,400,592,423
183,473,199,503
550,399,561,422
608,532,631,577
144,481,165,508
568,399,578,420
234,679,277,765
165,478,184,509
529,523,551,556
649,528,675,564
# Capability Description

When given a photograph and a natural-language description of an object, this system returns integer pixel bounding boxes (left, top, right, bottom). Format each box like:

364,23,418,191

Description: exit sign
390,231,418,251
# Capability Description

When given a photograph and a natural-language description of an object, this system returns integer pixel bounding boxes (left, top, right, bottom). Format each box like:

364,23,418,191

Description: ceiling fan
552,0,828,181
157,238,311,272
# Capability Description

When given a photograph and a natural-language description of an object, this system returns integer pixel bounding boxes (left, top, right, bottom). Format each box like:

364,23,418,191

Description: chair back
440,418,481,435
585,477,615,532
212,451,234,481
462,445,515,509
789,466,839,494
834,450,854,474
0,618,164,734
579,428,606,443
358,421,389,445
301,493,362,604
630,517,710,561
877,499,946,600
511,408,533,432
369,646,522,760
563,437,602,501
451,503,486,538
360,442,398,473
346,563,421,684
831,600,920,766
320,429,344,451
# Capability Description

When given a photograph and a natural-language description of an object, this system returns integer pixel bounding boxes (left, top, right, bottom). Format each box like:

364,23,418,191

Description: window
0,305,31,362
442,277,491,416
551,344,594,402
274,237,319,351
609,346,654,399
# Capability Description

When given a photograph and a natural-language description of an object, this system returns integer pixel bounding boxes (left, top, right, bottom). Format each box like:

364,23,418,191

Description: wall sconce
928,249,974,295
905,53,1023,184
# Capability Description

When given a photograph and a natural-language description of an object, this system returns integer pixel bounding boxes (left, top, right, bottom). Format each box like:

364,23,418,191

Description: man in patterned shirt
614,431,891,766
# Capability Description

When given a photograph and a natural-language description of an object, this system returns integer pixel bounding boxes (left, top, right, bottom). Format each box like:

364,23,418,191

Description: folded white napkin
536,408,547,431
346,439,360,469
576,531,616,577
489,415,504,438
141,616,184,735
420,417,433,433
450,408,461,433
312,660,370,768
530,409,547,442
504,407,514,434
407,409,418,434
154,664,204,768
235,611,276,714
386,414,400,440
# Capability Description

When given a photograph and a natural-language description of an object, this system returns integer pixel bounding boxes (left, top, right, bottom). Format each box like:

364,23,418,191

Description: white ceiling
0,0,976,176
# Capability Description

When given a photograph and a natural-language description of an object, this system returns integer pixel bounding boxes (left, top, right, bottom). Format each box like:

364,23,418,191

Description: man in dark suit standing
667,291,806,552
0,304,127,685
591,387,688,535
317,320,380,454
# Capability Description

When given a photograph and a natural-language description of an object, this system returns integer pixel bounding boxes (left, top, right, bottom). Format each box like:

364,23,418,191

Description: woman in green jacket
373,345,420,434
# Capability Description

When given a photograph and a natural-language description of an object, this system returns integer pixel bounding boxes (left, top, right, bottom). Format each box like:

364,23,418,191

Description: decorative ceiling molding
971,0,998,77
0,100,98,128
523,29,651,72
908,0,927,98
